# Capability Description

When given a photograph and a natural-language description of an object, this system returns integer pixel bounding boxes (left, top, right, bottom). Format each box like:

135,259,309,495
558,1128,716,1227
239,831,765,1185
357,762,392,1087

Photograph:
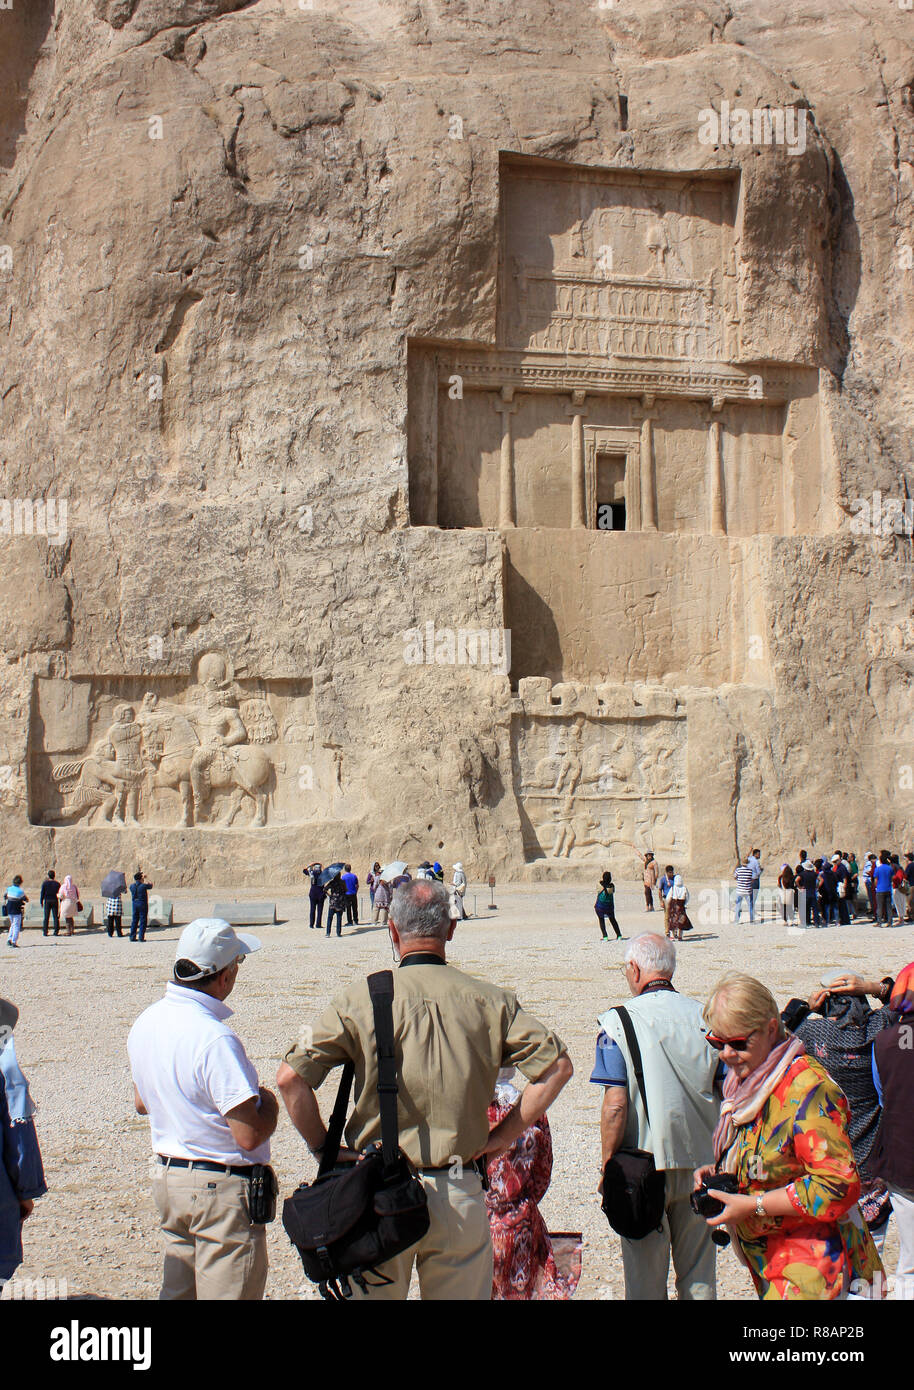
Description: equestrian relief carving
31,653,319,830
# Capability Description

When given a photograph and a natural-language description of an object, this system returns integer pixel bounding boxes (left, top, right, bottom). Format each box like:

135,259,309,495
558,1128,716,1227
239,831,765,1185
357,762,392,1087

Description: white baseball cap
174,918,262,981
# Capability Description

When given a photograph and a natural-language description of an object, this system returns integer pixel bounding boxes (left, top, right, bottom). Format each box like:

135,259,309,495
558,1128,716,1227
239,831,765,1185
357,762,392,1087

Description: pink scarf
712,1035,806,1164
60,875,78,899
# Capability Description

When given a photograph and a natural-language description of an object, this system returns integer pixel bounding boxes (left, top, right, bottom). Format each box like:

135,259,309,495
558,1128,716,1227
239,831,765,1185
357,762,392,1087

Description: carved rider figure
184,654,249,816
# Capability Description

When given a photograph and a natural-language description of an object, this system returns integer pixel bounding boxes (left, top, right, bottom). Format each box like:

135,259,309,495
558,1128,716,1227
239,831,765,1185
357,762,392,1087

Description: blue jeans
734,893,754,922
327,908,344,936
130,910,148,941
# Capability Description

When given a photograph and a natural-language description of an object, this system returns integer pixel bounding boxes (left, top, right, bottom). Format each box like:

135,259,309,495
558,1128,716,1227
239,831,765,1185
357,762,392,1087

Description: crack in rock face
93,0,257,30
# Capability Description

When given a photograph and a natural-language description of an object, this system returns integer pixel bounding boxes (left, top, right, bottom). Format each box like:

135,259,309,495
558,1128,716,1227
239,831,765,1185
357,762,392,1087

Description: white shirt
128,982,269,1165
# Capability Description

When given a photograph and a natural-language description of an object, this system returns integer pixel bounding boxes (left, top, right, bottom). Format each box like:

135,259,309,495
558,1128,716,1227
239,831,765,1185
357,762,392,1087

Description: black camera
690,1171,740,1219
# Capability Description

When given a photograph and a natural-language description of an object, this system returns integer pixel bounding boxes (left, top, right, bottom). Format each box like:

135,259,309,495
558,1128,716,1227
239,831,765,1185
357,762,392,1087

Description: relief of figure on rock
41,653,295,830
514,711,689,863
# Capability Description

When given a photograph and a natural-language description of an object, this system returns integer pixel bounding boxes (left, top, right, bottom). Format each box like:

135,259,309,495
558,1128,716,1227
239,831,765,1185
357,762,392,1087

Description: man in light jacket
592,933,721,1300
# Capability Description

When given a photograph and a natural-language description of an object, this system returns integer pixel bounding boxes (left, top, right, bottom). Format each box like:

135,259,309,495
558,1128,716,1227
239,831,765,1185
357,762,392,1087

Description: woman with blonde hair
693,971,883,1300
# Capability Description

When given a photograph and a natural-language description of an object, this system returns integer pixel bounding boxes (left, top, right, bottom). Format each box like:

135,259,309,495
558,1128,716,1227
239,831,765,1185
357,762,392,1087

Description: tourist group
2,875,912,1303
3,868,154,946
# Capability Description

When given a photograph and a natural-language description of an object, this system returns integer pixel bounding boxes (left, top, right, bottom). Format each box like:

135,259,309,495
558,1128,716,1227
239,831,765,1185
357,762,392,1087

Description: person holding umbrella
102,869,128,939
379,860,410,889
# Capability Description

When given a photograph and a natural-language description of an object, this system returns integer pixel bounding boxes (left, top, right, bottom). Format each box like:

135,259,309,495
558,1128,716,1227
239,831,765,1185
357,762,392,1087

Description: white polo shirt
128,981,269,1165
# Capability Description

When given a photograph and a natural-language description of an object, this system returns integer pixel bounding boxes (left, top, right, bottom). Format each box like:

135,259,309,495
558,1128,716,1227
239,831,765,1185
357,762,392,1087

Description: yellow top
283,958,566,1168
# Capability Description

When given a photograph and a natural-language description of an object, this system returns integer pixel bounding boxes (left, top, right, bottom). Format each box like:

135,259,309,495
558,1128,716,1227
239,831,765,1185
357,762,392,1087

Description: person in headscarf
451,863,468,920
693,972,883,1300
366,862,382,908
0,998,47,1287
484,1068,581,1300
57,874,80,936
664,874,692,942
781,973,899,1257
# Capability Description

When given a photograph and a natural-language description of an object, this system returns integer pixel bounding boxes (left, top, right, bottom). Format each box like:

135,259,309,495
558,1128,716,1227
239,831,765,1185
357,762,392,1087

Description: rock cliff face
1,0,912,887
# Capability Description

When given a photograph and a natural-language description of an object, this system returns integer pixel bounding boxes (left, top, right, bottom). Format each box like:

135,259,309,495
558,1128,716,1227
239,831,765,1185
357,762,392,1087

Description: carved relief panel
29,652,333,830
499,162,739,365
512,703,689,862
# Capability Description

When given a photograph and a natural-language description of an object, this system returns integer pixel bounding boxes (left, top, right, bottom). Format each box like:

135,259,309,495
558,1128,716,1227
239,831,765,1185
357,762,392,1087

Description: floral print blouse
727,1055,883,1300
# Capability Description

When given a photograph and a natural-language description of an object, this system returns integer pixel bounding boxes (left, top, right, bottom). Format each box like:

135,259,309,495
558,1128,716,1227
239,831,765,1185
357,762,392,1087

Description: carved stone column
566,390,587,528
708,399,726,535
493,386,519,528
634,394,657,532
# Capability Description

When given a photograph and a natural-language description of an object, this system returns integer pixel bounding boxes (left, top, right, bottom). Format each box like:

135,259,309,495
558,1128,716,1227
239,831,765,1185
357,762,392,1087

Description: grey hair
624,933,676,977
390,879,452,941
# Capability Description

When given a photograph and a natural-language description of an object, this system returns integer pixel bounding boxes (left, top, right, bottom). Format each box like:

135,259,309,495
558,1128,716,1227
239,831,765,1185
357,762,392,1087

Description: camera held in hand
690,1171,740,1219
690,1172,740,1247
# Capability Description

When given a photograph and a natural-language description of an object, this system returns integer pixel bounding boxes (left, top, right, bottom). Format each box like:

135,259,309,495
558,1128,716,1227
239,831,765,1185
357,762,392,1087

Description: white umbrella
379,860,408,881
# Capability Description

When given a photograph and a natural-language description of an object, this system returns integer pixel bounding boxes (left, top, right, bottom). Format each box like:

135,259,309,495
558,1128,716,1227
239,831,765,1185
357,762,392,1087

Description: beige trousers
619,1167,716,1300
152,1166,268,1301
352,1168,492,1300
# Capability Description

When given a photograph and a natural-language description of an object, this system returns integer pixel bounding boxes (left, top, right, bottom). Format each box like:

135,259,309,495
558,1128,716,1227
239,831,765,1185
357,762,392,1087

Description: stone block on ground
212,902,276,926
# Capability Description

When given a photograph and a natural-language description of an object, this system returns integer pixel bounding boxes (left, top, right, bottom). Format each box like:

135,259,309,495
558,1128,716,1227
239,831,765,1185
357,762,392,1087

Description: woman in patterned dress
484,1070,581,1300
693,972,883,1300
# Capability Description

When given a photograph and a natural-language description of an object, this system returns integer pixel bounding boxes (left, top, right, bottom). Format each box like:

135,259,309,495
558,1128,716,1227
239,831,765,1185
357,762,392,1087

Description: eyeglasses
705,1029,757,1053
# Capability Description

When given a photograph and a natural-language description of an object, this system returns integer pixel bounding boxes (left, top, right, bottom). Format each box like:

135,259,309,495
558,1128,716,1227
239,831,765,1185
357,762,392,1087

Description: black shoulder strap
316,1060,355,1178
613,1005,650,1126
368,970,399,1173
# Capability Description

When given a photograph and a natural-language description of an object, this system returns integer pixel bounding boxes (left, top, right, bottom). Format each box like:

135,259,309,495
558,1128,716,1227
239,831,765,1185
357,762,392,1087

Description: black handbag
282,970,430,1300
601,1005,666,1240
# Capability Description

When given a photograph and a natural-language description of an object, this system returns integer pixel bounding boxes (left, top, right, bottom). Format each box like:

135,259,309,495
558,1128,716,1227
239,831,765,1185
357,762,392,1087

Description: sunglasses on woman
705,1029,757,1053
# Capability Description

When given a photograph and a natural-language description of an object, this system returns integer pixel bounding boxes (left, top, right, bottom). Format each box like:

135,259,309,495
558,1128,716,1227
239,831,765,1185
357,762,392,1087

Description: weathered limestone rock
0,0,912,884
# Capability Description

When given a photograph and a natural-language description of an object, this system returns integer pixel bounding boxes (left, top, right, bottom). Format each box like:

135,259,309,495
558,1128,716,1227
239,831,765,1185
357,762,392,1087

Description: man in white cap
127,919,278,1300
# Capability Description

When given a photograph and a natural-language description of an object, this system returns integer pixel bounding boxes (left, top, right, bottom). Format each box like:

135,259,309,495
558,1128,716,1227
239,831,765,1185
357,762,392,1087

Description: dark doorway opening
595,453,626,531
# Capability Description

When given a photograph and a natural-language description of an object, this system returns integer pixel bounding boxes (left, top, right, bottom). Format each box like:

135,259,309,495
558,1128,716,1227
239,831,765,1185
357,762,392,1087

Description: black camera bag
282,970,430,1299
600,1005,666,1240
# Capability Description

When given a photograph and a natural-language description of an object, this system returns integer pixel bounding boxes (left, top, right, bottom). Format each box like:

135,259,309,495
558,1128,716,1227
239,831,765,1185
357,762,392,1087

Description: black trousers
309,897,325,929
327,907,344,936
345,894,358,924
106,915,123,937
596,908,621,939
42,902,60,934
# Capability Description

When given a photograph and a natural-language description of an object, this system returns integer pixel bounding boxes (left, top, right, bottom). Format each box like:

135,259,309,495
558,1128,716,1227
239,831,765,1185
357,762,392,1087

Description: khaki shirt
283,957,566,1168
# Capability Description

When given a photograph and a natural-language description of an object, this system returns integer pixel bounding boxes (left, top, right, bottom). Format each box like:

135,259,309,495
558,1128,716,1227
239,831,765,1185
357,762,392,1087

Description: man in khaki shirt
277,878,572,1300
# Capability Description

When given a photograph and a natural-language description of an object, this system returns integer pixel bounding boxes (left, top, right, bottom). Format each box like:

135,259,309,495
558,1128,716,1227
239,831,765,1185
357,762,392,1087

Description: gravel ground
2,880,909,1301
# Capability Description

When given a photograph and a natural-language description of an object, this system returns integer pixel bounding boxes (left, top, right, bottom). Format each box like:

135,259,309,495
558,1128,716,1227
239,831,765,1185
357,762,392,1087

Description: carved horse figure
140,702,272,828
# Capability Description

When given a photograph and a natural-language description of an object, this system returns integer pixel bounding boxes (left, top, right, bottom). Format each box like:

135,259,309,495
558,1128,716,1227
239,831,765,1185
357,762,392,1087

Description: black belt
157,1155,253,1177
